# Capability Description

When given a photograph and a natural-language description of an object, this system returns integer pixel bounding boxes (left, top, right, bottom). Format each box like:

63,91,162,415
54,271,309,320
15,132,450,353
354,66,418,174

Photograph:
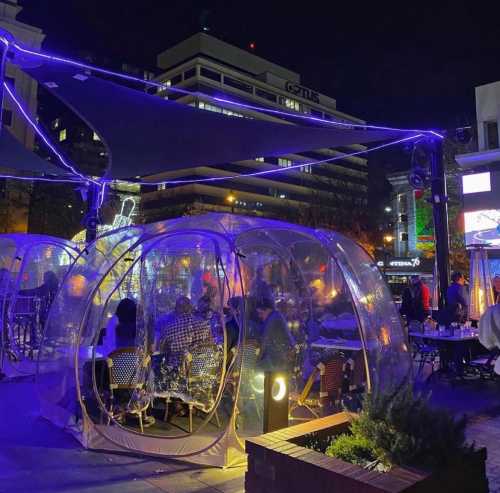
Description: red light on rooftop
249,42,256,50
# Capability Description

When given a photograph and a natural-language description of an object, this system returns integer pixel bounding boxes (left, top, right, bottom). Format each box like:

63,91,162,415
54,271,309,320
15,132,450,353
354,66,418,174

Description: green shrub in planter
326,433,379,468
326,382,475,471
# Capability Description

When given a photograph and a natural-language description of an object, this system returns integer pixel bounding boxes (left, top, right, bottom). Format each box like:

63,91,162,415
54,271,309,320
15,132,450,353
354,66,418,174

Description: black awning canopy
24,63,417,180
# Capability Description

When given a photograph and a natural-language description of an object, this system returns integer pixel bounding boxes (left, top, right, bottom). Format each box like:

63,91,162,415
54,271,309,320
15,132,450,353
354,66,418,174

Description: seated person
19,270,59,300
156,296,213,367
154,296,214,407
256,298,295,372
479,303,500,375
19,270,59,321
102,298,138,353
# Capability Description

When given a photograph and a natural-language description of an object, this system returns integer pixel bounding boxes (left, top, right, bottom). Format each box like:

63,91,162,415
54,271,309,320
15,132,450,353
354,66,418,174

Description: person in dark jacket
446,272,469,323
256,298,295,372
400,275,430,324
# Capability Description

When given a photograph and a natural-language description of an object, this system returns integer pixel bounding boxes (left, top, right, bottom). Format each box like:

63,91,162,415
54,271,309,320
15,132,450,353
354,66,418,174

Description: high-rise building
0,0,44,233
456,81,500,274
140,33,369,225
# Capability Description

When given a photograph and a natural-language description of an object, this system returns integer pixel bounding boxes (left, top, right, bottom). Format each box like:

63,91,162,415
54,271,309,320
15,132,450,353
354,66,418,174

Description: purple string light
11,42,443,138
0,172,84,183
3,82,94,183
110,133,423,186
98,182,107,207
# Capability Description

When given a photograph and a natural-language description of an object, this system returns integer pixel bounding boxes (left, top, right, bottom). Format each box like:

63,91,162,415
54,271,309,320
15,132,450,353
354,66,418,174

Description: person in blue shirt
446,272,469,323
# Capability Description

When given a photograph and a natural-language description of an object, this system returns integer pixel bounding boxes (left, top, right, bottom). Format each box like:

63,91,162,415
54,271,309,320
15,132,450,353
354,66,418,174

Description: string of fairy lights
0,37,441,194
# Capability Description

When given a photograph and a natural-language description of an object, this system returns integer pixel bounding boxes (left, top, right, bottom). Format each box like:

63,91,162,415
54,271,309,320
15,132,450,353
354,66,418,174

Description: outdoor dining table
409,329,484,380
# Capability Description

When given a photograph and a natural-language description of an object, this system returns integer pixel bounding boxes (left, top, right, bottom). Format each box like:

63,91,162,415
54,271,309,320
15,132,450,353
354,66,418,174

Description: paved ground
1,371,499,492
0,378,245,493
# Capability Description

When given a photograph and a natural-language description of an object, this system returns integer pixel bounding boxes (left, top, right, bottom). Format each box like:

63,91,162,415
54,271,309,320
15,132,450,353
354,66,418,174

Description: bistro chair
11,295,39,357
157,343,223,433
186,342,223,429
106,347,151,433
289,355,345,421
466,349,500,380
411,339,439,378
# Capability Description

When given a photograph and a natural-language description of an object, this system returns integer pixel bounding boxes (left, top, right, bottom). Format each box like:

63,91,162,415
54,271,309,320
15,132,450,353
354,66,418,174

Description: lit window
157,183,166,191
462,172,491,194
199,101,222,113
283,98,300,111
59,129,67,141
255,157,264,162
300,164,312,173
52,118,60,129
92,132,100,141
222,108,244,118
278,158,292,168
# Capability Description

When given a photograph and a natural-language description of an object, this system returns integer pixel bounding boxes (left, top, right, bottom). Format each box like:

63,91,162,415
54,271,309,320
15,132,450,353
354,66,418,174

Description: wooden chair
106,347,151,433
289,355,345,421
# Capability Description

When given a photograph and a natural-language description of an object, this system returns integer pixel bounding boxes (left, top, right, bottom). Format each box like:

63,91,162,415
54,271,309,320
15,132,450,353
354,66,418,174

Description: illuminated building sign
377,256,433,272
285,81,320,104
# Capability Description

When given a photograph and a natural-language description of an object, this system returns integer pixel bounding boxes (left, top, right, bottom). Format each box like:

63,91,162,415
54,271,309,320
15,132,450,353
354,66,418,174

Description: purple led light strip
11,42,443,138
3,82,93,183
0,172,83,183
110,133,423,186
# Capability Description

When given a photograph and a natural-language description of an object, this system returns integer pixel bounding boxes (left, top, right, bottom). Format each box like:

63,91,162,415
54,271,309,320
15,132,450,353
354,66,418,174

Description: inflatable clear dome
0,234,79,377
37,214,411,467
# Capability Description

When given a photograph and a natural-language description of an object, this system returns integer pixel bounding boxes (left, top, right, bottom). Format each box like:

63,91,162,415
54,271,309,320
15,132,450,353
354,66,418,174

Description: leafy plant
326,433,379,468
324,382,474,471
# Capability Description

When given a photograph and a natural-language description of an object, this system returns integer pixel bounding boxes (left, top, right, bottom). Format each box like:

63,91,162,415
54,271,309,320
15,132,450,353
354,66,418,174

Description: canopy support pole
84,182,101,244
430,137,449,309
0,37,8,380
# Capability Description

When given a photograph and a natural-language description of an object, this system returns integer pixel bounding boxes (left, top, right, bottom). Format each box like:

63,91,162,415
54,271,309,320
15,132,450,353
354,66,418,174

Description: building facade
0,0,44,233
378,172,434,293
456,81,500,275
141,33,369,226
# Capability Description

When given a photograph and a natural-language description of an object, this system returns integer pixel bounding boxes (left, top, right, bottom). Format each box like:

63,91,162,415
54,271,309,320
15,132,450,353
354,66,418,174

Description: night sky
18,1,500,131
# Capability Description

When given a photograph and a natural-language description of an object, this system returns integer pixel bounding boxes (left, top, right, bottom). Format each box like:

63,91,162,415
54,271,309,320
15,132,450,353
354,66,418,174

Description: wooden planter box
245,412,488,493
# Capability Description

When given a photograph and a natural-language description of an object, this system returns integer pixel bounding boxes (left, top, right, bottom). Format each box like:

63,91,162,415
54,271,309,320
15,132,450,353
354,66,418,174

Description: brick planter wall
245,412,488,493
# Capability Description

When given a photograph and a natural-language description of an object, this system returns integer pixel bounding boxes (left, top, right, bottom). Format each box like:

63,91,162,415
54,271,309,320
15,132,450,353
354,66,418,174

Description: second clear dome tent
0,234,79,377
37,213,411,467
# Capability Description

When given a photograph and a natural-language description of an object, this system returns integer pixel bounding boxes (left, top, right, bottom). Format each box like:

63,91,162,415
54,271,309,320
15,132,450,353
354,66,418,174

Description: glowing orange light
67,274,87,297
380,326,390,346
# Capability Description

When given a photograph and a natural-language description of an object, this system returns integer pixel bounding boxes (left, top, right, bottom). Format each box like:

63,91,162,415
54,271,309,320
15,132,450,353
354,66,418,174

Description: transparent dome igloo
37,213,411,467
0,233,79,377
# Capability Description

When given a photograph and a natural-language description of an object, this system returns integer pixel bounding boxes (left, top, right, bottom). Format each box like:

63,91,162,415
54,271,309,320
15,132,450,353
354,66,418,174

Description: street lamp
384,206,392,213
226,191,236,213
382,235,394,275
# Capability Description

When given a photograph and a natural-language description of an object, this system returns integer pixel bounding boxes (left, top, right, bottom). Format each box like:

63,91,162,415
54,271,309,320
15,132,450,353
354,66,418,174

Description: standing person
492,275,500,304
446,272,469,323
255,298,295,372
400,275,430,325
